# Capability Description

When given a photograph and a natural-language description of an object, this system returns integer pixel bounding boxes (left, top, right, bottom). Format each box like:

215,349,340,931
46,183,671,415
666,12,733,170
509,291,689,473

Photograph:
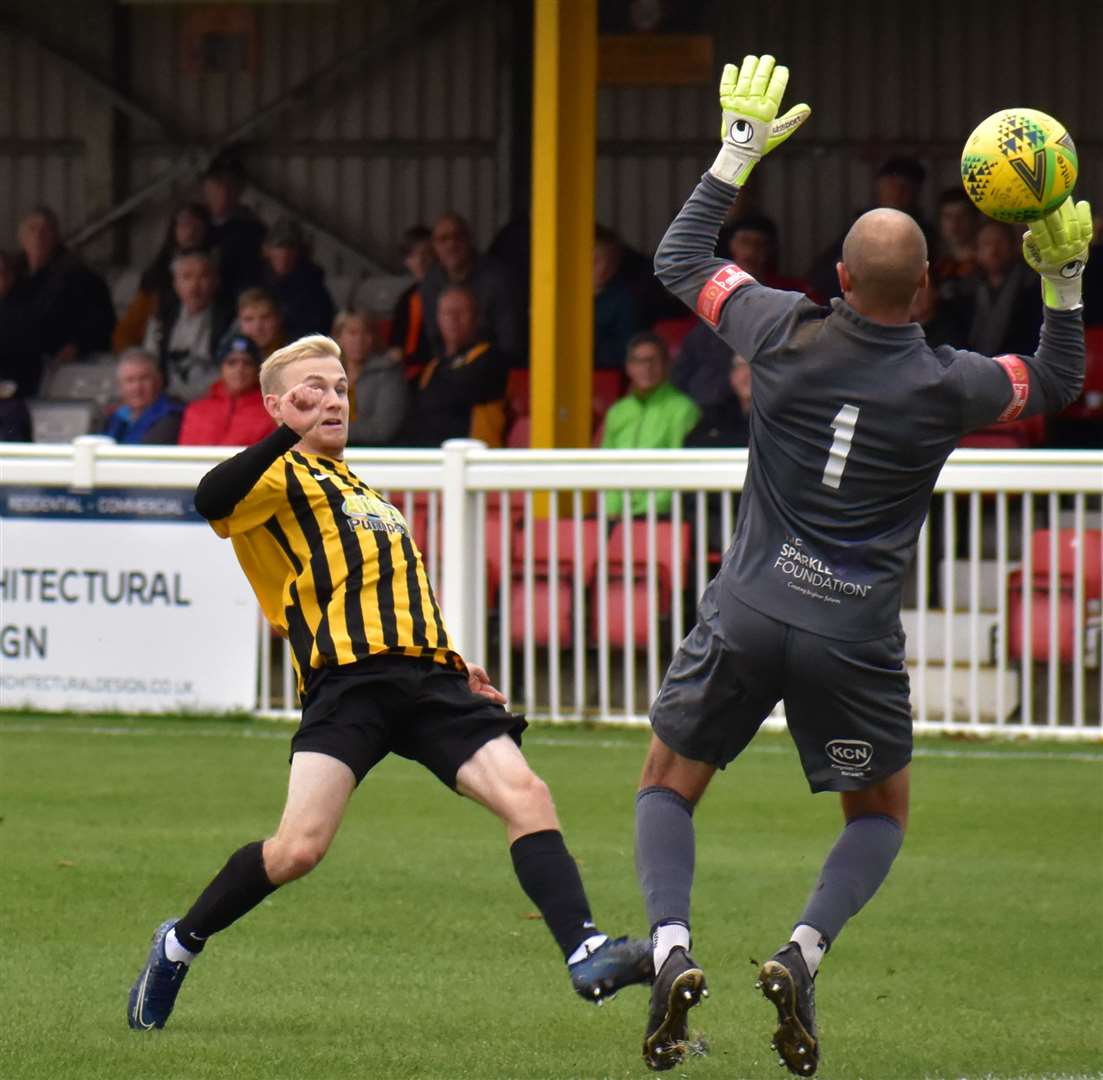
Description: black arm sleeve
1020,306,1085,416
193,425,299,521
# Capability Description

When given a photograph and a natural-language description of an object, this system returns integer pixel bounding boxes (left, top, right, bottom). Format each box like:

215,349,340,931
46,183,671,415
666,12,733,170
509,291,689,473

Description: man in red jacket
178,333,275,446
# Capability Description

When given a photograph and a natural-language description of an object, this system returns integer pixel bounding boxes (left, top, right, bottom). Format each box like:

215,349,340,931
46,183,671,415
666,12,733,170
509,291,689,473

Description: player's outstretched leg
757,767,908,1075
635,737,716,1069
128,752,356,1030
455,734,652,1003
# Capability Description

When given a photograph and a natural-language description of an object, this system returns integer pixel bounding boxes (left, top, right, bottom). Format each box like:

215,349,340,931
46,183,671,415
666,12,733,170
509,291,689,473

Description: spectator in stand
13,205,115,364
260,217,336,341
419,213,524,366
144,250,234,402
718,213,821,297
102,347,182,445
672,214,819,411
114,203,212,352
400,285,508,447
966,220,1042,357
201,158,265,302
0,249,40,398
601,332,699,517
236,287,286,359
806,156,935,301
335,309,408,447
178,333,274,447
594,226,645,370
932,187,980,283
0,389,31,441
683,352,752,552
910,279,969,349
683,353,751,450
389,225,435,369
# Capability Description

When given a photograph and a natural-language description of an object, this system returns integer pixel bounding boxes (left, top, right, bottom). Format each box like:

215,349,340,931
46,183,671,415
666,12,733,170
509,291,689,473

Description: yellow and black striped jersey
209,448,458,691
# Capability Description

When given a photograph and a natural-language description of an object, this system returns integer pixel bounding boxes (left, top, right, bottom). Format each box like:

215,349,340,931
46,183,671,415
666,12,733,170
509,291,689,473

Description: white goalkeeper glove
710,54,811,187
1022,197,1092,310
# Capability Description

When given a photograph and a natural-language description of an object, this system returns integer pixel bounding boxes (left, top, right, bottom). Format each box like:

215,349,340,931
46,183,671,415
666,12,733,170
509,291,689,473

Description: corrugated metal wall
125,0,507,285
0,0,1098,287
0,1,116,264
598,0,1103,274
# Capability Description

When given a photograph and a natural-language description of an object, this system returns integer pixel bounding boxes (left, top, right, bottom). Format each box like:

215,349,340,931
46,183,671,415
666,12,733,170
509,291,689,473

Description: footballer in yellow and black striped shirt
206,387,453,692
128,334,651,1033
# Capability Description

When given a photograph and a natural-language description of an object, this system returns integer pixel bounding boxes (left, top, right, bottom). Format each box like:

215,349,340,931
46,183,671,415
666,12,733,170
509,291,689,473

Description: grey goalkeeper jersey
655,174,1085,641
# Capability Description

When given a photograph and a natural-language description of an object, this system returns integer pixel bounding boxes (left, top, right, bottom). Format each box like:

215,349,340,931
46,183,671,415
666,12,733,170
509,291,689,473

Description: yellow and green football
960,108,1078,223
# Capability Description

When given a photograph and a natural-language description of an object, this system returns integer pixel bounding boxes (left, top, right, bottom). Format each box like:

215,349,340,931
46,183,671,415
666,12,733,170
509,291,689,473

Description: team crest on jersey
341,493,409,535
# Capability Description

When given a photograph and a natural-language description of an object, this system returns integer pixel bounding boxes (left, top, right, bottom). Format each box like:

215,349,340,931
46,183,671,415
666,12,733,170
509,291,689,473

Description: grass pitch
1,714,1101,1080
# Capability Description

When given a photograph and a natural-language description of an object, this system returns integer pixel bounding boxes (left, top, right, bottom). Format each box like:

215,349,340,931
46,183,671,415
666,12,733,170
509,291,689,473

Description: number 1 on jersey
821,404,860,490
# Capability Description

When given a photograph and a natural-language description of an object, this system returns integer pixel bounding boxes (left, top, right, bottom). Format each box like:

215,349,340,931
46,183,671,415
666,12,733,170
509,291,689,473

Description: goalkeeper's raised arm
653,54,811,359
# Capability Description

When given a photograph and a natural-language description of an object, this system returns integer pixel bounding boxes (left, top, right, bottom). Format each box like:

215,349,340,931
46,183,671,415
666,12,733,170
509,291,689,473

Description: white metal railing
2,438,1101,735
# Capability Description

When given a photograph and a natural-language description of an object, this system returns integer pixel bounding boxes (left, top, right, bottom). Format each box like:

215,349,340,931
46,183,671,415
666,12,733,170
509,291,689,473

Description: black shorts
291,655,527,788
650,582,912,793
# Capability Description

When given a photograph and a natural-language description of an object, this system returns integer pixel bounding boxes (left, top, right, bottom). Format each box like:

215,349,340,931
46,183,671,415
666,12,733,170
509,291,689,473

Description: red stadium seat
652,315,697,359
598,520,691,648
506,369,530,420
506,415,531,448
510,577,573,647
1007,528,1102,663
1061,326,1103,421
959,414,1046,449
591,370,625,425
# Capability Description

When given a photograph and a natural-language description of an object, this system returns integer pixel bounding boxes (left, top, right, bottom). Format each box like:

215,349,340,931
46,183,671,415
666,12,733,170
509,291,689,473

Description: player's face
279,355,349,456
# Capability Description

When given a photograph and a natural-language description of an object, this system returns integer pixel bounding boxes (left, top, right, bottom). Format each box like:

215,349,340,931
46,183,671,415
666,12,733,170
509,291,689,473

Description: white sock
790,924,826,978
567,933,608,967
652,921,690,973
164,928,196,966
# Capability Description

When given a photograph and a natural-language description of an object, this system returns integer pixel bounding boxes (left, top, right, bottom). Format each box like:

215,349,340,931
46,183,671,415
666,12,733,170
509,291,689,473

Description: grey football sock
635,785,696,930
796,813,904,948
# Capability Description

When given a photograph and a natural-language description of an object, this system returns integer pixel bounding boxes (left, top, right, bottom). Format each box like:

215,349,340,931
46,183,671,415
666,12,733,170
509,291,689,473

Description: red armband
695,263,756,327
993,354,1030,422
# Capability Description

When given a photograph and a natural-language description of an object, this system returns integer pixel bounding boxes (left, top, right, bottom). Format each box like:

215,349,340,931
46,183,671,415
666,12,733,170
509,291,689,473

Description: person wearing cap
177,332,275,447
261,216,336,342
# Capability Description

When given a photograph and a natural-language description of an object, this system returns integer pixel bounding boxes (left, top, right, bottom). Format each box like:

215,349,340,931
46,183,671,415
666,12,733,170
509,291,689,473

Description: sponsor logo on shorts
825,738,874,777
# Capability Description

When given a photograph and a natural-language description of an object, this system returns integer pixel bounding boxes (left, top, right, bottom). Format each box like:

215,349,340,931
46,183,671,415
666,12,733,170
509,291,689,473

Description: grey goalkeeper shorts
650,579,912,793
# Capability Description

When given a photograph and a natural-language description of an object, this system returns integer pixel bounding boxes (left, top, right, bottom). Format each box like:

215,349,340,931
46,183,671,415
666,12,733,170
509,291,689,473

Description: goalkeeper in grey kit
634,55,1089,1074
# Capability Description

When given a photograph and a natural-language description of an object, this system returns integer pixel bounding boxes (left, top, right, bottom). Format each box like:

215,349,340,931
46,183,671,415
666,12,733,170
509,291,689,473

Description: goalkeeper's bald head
839,209,928,321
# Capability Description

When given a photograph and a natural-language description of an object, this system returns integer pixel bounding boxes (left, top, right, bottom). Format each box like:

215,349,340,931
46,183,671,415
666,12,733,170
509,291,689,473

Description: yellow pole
529,0,596,450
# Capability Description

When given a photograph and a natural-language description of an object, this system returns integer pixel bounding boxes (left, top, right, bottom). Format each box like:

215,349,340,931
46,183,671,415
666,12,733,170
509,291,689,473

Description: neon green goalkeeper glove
1022,197,1092,310
710,54,811,186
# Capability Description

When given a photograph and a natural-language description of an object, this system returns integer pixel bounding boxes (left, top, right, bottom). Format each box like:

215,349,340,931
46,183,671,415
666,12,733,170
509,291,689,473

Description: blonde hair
259,334,342,396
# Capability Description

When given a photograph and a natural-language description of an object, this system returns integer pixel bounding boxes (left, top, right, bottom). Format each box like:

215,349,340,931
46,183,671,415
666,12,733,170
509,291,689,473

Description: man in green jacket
601,331,700,516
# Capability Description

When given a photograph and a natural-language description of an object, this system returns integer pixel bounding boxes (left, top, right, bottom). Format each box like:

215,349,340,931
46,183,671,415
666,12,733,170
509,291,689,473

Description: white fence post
440,439,483,664
71,435,114,491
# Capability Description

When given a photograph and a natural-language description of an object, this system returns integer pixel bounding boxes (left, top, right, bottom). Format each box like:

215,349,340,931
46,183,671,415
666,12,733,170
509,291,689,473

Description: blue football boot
128,919,189,1030
569,935,654,1003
